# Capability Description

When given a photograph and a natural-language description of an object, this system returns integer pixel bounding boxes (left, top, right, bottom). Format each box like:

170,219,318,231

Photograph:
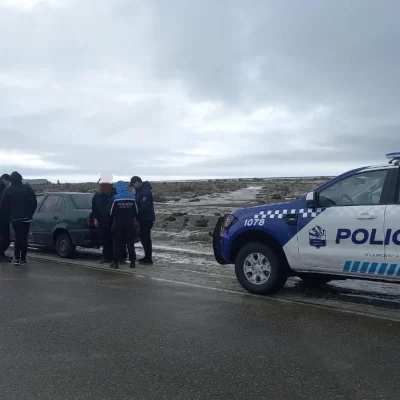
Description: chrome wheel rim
243,253,271,285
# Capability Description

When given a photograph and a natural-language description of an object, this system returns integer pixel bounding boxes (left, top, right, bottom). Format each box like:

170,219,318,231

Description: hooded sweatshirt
135,181,155,222
109,181,138,228
0,172,37,223
0,181,6,201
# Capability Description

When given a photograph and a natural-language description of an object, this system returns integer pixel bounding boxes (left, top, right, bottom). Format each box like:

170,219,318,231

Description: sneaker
20,259,27,266
13,258,20,266
109,262,118,269
0,255,12,263
129,261,136,269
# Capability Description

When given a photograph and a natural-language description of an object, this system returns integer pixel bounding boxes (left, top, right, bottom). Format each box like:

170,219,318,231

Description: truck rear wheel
235,243,288,295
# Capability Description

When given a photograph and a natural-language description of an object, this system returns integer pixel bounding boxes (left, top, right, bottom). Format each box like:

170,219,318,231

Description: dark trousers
139,220,153,260
12,221,30,260
0,221,11,257
112,224,136,264
100,225,113,261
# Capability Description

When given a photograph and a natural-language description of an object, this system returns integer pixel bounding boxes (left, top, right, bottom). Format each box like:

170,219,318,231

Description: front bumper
213,217,229,265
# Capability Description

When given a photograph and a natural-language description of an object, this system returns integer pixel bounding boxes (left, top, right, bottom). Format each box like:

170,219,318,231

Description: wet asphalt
0,260,399,400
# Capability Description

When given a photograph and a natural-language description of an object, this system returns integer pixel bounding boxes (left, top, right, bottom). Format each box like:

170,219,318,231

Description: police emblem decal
309,225,326,248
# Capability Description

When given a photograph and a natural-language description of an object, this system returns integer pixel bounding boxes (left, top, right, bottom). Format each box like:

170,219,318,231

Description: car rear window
70,194,94,209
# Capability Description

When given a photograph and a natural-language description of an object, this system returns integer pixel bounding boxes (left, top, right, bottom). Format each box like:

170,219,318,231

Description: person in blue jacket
109,181,138,269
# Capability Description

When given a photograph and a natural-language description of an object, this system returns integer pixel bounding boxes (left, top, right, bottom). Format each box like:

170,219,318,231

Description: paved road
0,260,399,400
21,247,400,321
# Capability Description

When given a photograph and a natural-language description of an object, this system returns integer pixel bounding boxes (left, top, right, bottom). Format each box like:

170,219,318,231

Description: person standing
109,181,138,269
109,185,129,263
130,176,155,264
92,180,114,263
0,172,37,265
0,173,12,262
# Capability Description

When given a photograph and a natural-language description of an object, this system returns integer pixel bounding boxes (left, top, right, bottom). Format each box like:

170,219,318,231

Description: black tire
298,273,332,285
55,233,76,258
235,243,288,295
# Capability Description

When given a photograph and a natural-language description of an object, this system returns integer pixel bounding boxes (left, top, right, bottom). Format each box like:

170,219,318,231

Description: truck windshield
70,194,94,210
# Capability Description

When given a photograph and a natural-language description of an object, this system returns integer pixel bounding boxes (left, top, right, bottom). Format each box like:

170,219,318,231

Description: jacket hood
116,181,128,194
142,181,152,190
10,171,23,183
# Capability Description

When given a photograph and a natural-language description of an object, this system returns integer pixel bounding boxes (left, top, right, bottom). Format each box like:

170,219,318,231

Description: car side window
318,169,388,207
36,195,45,211
39,195,61,213
54,197,65,213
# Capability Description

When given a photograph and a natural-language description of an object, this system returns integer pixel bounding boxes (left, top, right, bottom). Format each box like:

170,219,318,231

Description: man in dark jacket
0,171,37,265
0,173,12,262
109,186,128,262
130,176,155,264
109,181,138,269
92,181,114,263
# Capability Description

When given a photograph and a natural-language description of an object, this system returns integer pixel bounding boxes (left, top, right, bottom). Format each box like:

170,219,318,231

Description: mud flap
213,217,229,265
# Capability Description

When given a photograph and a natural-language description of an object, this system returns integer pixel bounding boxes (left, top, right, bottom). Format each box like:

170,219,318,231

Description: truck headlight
223,214,236,229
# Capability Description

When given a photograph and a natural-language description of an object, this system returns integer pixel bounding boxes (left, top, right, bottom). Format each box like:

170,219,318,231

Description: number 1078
244,218,265,226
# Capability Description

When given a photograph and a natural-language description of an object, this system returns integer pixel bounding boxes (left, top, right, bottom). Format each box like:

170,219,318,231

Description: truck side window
318,170,388,207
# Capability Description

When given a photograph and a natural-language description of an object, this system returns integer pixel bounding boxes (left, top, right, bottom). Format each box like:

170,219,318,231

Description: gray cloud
0,0,399,181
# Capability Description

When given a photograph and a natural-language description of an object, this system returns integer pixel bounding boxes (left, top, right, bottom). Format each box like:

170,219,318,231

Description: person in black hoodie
0,173,12,262
0,171,37,265
130,176,155,264
91,181,114,263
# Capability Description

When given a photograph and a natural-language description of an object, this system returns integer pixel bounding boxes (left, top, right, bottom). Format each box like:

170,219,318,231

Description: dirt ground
152,177,331,244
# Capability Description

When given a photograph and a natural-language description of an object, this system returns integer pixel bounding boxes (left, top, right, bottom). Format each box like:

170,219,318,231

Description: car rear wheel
55,233,76,258
235,243,288,295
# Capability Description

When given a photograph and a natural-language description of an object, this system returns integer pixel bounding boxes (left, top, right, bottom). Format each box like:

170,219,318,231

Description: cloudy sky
0,0,399,182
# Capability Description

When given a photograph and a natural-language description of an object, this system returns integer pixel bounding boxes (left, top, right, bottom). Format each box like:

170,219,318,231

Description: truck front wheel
235,243,288,295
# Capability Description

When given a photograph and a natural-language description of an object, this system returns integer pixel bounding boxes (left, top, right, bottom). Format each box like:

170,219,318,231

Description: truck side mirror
305,191,316,208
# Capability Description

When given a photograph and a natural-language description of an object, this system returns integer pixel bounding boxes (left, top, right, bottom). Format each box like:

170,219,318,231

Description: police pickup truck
213,153,400,295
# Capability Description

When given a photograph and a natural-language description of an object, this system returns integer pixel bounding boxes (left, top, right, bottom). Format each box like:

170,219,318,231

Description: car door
31,195,63,245
28,194,46,243
383,168,400,280
297,168,393,274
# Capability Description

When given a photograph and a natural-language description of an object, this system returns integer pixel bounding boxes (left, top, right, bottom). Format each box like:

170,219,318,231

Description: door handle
53,216,59,220
356,213,376,220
